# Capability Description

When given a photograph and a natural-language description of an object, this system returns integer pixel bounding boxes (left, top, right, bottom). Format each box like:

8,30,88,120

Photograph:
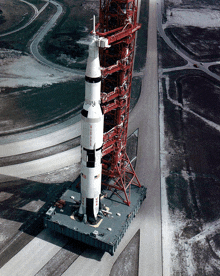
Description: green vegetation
0,79,85,132
17,79,85,125
42,20,87,69
41,0,99,69
0,3,55,52
0,9,6,25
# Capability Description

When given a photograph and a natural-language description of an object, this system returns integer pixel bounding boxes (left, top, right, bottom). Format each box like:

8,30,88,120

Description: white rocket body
79,35,104,223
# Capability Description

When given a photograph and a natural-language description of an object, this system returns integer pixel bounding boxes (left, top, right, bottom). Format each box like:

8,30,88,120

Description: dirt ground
159,1,220,275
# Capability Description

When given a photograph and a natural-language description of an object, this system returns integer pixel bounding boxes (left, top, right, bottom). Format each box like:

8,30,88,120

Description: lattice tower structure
96,0,141,205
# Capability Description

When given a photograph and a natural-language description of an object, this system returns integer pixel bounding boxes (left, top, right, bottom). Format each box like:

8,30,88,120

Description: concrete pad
0,147,81,178
0,229,67,276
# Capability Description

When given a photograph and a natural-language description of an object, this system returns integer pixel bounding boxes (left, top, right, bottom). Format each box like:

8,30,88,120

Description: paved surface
0,147,80,178
0,0,48,38
30,0,84,75
0,119,80,157
130,0,161,274
0,229,68,276
157,0,220,81
0,0,161,275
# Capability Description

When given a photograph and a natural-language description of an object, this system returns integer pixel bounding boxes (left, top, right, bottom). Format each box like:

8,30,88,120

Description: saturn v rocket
79,25,109,223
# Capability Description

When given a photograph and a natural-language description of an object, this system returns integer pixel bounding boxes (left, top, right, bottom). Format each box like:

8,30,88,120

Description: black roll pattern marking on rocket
79,24,109,224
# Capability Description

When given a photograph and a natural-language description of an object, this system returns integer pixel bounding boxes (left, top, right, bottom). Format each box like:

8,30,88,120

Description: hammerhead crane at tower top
44,0,146,255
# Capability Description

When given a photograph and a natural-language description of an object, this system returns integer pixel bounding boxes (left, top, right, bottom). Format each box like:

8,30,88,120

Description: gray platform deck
44,177,146,255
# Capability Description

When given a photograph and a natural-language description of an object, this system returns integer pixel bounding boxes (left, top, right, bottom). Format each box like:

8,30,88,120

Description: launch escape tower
96,0,141,205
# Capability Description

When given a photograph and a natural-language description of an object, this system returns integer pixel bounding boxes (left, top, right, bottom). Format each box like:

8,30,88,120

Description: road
29,0,84,75
157,0,220,132
128,0,161,273
157,0,220,81
1,0,84,76
0,0,48,38
0,118,81,157
0,0,161,275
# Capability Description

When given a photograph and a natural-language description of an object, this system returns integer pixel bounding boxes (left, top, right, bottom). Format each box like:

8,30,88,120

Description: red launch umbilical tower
96,0,141,205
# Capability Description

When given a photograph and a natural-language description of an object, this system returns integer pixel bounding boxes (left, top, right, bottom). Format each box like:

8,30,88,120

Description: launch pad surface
44,177,146,255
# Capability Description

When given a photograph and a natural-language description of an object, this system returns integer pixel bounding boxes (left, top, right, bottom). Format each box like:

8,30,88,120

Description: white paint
80,35,104,220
